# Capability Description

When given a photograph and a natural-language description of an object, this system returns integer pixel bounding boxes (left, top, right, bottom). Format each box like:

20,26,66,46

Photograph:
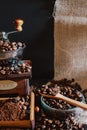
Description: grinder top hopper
0,19,26,60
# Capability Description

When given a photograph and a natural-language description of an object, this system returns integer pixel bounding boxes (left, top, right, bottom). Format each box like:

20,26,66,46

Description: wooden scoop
40,92,87,110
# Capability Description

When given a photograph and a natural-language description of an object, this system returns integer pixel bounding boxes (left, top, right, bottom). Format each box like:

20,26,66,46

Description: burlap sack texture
54,0,87,89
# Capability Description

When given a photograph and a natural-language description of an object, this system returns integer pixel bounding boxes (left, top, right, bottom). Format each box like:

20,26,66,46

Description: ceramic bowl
41,93,85,120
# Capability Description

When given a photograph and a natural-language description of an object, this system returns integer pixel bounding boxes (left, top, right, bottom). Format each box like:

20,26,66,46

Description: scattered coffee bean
35,109,84,130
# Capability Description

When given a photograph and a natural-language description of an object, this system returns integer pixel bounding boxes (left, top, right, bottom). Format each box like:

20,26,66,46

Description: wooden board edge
30,92,35,130
0,120,31,128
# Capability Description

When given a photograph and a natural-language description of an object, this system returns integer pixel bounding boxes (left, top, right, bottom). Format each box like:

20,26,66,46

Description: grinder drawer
0,79,30,96
0,92,35,129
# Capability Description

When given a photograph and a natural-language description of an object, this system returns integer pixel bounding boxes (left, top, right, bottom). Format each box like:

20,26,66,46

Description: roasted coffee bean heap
33,79,85,130
38,79,83,109
0,40,25,52
34,109,84,130
0,59,31,75
0,96,30,121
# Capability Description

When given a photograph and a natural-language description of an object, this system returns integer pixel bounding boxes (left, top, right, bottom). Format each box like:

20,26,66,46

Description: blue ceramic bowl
41,93,85,120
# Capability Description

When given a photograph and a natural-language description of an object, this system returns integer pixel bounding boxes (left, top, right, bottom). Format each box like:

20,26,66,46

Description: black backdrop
0,0,55,80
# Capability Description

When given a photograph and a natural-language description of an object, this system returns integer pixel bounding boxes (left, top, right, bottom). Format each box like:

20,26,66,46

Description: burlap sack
54,0,87,89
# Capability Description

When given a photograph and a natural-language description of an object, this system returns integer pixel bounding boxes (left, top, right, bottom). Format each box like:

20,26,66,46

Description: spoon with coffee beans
38,81,87,110
40,92,87,110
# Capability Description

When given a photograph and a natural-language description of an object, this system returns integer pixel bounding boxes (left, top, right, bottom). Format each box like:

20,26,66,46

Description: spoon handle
56,93,87,110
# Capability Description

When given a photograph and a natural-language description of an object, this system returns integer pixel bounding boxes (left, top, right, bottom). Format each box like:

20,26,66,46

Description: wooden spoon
40,92,87,110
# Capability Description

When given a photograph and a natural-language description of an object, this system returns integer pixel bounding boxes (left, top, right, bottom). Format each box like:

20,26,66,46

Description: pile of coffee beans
0,59,31,75
0,40,25,52
33,78,86,130
38,79,84,109
34,109,84,130
0,96,30,121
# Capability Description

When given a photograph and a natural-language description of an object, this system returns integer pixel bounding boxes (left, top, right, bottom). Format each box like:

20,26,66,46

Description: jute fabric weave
54,0,87,89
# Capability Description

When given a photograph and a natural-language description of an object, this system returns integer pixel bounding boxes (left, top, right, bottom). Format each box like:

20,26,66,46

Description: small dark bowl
41,93,85,120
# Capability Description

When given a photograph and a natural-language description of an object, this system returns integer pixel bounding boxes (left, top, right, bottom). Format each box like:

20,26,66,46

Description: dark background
0,0,55,80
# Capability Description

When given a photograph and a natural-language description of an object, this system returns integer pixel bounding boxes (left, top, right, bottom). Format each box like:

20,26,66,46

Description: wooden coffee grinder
0,19,32,96
0,19,35,129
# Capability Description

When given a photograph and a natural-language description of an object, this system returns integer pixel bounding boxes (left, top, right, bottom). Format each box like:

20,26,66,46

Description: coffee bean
42,125,46,129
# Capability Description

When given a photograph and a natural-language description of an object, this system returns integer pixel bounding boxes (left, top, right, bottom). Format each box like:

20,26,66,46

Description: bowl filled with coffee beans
39,79,85,119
